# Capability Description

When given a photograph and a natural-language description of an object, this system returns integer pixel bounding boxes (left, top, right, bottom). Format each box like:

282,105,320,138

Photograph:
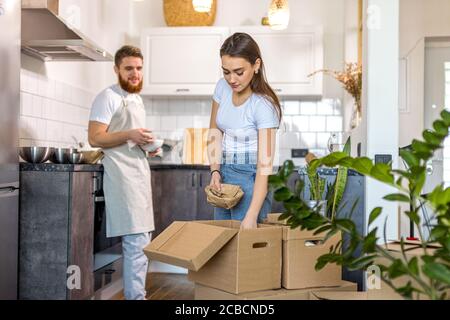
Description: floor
111,273,194,300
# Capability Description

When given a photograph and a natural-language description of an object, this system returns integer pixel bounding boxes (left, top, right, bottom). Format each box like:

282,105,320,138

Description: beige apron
102,90,154,238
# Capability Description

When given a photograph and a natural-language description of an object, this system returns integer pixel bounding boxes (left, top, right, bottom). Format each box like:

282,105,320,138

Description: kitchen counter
19,162,209,172
20,162,103,172
20,162,363,175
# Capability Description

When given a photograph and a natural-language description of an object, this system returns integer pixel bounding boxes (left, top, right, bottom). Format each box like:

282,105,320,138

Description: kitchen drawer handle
0,186,19,197
274,88,282,92
176,88,190,93
104,269,116,275
191,173,196,187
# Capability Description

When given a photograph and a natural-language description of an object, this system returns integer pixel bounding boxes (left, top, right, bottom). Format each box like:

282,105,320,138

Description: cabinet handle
191,173,196,188
176,88,190,93
199,173,203,187
274,88,282,93
92,176,98,194
104,269,116,275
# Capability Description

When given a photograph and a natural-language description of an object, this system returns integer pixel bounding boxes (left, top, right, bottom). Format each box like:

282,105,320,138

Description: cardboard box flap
265,214,325,240
144,221,238,271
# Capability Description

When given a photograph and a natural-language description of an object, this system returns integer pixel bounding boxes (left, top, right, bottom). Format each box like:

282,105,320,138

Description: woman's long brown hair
220,33,282,121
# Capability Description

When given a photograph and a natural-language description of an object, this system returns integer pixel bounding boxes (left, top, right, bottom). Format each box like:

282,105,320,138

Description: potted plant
269,110,450,300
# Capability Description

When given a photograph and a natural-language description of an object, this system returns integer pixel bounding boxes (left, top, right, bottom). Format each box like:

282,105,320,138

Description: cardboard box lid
143,221,238,271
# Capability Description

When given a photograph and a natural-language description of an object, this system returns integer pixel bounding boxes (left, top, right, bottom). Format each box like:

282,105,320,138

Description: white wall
398,0,450,237
362,0,399,242
399,0,450,146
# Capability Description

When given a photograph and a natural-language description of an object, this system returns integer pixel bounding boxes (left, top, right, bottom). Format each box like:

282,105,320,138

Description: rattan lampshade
163,0,217,26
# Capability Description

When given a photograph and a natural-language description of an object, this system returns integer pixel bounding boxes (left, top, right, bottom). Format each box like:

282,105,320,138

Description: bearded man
88,45,158,300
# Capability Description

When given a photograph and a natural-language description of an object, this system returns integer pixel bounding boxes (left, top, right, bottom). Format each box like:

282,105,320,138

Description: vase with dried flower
309,63,362,129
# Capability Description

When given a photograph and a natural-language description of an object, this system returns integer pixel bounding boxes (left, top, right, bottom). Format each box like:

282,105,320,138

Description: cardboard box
367,242,441,300
195,280,357,300
266,213,342,289
144,220,283,294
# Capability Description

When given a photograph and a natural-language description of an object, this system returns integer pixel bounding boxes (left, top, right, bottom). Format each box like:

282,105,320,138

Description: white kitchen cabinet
230,26,324,97
140,27,229,96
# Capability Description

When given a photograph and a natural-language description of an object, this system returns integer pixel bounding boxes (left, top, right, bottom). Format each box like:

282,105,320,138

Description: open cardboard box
265,213,342,289
144,220,283,294
195,280,357,300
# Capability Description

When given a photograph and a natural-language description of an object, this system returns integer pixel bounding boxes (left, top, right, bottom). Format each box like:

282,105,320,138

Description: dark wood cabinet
150,168,214,237
19,169,96,300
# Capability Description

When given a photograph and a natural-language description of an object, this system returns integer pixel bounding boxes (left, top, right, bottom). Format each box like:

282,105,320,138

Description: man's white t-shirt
89,84,143,125
213,78,279,154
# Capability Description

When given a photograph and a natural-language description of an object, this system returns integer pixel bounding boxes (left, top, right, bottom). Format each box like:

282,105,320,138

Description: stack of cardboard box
144,216,357,300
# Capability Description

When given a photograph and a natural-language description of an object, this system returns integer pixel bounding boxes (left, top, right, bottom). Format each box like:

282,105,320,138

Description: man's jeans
122,232,151,300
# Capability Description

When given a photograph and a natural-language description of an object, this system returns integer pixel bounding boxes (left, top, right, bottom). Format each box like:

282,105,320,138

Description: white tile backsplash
143,96,343,163
19,69,95,148
283,101,300,115
176,115,193,129
309,116,326,132
300,101,317,115
160,116,177,131
300,132,317,149
291,115,309,132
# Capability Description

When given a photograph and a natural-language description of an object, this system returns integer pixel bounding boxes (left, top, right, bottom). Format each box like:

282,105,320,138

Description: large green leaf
351,157,374,175
423,130,442,147
441,109,450,126
399,149,419,168
383,193,410,203
368,207,383,226
274,187,294,202
422,262,450,285
280,160,295,179
370,163,395,184
331,166,348,219
408,257,419,276
433,120,449,137
363,229,378,253
412,139,434,154
388,259,408,279
268,175,285,190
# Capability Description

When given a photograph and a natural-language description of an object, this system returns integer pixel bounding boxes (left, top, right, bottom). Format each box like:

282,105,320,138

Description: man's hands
128,128,154,145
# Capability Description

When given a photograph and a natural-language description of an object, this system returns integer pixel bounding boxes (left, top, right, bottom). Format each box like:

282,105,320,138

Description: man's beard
118,74,143,94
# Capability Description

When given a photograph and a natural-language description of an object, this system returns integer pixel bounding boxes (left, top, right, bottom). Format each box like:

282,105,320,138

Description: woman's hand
210,171,222,191
240,215,257,230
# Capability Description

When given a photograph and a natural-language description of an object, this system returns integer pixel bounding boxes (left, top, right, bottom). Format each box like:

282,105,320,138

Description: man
88,45,158,300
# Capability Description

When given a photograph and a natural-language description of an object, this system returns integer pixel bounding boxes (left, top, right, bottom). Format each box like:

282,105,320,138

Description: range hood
21,0,113,62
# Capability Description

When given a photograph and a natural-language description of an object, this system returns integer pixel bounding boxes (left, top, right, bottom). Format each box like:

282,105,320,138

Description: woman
208,33,282,229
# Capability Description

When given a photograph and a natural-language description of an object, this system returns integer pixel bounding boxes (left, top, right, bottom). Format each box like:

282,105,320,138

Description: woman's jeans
214,153,273,222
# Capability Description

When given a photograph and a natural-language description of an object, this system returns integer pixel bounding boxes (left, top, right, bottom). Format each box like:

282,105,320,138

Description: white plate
141,139,164,152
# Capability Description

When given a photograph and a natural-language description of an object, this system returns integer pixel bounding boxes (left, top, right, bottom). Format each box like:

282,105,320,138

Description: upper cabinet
140,27,229,96
140,26,323,97
230,26,323,97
